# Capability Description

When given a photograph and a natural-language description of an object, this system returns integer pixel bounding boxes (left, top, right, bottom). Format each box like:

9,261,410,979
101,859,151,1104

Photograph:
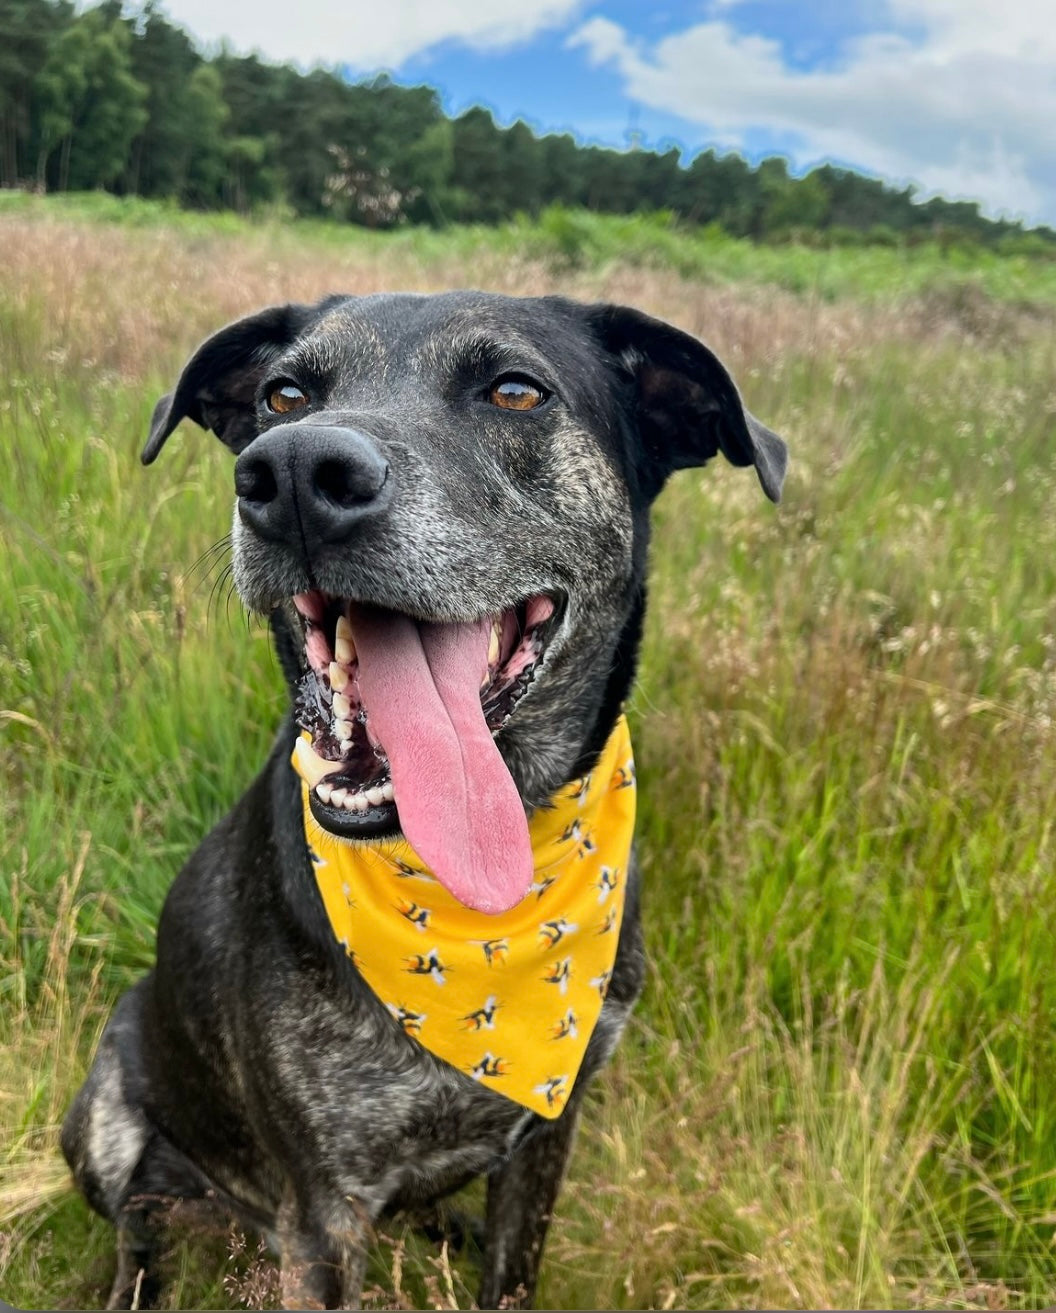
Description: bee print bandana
296,715,636,1118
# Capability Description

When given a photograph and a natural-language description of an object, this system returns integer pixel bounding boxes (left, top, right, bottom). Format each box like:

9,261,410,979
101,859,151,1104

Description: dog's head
145,292,785,912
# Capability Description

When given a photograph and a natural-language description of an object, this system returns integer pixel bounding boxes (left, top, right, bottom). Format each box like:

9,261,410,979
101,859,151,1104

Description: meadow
2,194,1055,1310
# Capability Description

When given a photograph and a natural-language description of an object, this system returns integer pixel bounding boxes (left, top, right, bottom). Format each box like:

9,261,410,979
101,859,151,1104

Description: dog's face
146,292,785,912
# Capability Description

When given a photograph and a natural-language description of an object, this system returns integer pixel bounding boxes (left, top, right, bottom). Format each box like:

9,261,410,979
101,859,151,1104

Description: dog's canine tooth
329,661,350,692
335,615,356,665
295,737,337,788
488,622,500,667
332,691,352,720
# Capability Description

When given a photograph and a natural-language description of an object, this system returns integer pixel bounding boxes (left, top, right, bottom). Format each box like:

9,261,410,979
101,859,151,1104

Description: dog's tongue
347,604,533,914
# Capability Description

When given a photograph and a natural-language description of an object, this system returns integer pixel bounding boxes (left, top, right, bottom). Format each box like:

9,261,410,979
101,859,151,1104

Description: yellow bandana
295,716,636,1118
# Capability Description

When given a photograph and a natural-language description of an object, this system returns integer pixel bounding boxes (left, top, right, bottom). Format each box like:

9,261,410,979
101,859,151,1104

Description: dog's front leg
478,1102,582,1310
278,1189,370,1310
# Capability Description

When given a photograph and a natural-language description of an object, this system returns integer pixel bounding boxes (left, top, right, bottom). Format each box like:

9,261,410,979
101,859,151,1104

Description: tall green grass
2,201,1055,1309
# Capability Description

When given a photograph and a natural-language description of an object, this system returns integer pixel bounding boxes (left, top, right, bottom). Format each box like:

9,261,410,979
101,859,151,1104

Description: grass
2,196,1056,1309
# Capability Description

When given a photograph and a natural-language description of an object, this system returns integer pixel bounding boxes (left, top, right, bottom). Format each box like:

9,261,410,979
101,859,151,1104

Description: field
2,193,1056,1310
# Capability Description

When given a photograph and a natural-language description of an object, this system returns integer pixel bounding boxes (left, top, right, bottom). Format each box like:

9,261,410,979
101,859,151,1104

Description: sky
156,0,1056,228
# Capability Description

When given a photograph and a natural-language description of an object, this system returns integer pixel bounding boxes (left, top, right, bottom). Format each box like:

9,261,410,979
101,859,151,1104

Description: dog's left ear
587,303,787,503
141,300,331,465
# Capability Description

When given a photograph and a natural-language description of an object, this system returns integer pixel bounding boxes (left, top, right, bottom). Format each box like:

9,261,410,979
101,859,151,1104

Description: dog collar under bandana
295,716,636,1118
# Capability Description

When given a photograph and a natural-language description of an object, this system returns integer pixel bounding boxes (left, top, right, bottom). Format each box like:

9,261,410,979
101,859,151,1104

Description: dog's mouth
289,590,560,913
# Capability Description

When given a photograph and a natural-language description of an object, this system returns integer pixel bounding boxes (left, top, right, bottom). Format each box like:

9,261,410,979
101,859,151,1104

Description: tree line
2,0,1053,250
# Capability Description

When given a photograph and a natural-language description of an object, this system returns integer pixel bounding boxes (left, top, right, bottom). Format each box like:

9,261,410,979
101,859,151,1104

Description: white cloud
158,0,590,71
568,6,1056,225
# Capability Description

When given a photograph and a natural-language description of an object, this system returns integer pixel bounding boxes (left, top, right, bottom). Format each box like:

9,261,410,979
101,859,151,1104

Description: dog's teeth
380,780,395,802
329,661,349,693
366,786,385,807
334,719,354,740
488,622,500,666
294,737,338,788
335,615,356,665
333,692,352,720
330,787,348,807
353,793,370,812
339,738,354,753
316,781,334,805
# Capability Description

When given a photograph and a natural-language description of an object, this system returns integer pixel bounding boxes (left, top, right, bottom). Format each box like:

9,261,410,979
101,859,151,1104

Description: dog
61,291,786,1309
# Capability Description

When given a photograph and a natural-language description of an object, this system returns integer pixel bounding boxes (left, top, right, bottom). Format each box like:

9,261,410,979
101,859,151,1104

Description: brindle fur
61,292,786,1309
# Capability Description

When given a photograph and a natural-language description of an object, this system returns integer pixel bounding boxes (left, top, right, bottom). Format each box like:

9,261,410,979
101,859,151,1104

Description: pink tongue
347,604,534,913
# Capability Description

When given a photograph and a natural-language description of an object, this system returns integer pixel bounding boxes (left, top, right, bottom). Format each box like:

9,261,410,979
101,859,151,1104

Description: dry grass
1,210,996,386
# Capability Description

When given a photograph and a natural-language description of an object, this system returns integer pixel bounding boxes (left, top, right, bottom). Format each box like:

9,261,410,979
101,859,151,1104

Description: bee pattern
386,1004,426,1037
595,866,620,904
474,938,509,967
531,874,556,900
543,957,572,995
394,860,436,884
538,918,578,949
533,1075,568,1109
596,907,618,936
396,899,431,932
469,1053,509,1080
574,773,592,807
613,760,636,790
461,996,500,1031
551,1010,578,1040
559,818,596,858
590,969,612,999
404,948,447,985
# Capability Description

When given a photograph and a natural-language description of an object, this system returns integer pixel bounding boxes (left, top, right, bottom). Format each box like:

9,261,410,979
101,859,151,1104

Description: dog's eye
267,383,309,414
488,376,548,412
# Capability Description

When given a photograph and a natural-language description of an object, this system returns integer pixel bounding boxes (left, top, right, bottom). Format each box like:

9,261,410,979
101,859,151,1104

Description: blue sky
401,2,900,148
159,0,1056,227
400,9,693,156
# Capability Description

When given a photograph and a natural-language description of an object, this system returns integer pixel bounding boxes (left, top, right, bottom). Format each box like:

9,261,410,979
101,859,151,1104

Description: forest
2,0,1054,251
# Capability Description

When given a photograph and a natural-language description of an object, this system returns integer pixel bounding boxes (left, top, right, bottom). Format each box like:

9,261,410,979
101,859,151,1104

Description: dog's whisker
189,535,233,583
206,561,234,624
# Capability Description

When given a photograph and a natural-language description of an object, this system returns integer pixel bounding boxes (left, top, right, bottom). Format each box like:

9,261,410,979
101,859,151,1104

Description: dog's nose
235,425,390,548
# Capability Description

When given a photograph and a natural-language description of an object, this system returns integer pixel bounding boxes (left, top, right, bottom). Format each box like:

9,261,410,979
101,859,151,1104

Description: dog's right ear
141,302,323,465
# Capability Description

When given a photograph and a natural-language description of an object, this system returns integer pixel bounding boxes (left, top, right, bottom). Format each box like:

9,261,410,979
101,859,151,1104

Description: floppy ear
141,301,327,465
586,303,787,503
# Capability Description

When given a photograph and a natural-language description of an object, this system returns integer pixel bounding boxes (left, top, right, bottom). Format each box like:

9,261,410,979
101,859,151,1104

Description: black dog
61,292,786,1309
